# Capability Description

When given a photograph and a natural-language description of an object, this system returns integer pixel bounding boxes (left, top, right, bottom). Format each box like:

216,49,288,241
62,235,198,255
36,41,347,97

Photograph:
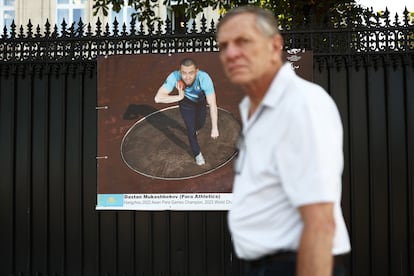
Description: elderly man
216,6,351,276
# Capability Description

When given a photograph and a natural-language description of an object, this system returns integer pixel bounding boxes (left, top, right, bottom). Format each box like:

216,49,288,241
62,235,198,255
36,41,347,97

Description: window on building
0,0,15,31
109,0,139,32
56,0,86,28
167,1,193,33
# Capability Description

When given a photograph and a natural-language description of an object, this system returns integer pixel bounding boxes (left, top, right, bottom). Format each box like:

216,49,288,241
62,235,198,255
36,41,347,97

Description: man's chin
228,75,250,85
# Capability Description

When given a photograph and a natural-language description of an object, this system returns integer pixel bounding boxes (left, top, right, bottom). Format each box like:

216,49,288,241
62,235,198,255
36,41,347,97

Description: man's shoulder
169,70,180,78
198,70,212,79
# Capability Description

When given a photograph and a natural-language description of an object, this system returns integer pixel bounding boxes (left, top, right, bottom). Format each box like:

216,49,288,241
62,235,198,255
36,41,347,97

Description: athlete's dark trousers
179,97,206,157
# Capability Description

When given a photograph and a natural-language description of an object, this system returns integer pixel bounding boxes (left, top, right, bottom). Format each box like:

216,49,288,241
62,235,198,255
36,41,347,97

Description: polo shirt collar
261,62,294,109
239,63,294,123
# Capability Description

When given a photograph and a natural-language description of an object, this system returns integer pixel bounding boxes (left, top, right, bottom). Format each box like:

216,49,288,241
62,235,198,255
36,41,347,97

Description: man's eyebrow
217,41,227,49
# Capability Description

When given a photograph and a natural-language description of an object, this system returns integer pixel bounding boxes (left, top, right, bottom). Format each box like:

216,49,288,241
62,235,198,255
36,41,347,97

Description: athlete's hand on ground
211,128,219,139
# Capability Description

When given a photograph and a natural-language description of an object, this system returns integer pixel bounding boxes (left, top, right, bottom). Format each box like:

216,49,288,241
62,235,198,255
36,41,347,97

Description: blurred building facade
1,0,220,33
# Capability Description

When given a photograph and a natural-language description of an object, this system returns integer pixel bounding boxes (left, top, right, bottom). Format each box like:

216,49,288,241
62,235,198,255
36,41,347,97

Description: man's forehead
180,65,197,72
217,14,257,39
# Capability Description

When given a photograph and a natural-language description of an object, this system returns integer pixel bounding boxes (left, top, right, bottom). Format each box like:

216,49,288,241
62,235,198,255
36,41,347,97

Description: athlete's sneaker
195,152,205,166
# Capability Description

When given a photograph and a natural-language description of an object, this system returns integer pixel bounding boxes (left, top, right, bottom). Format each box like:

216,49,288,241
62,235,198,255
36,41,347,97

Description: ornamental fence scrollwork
0,8,413,63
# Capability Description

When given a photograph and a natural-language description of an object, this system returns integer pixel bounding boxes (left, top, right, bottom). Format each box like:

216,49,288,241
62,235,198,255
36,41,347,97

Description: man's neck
244,66,281,118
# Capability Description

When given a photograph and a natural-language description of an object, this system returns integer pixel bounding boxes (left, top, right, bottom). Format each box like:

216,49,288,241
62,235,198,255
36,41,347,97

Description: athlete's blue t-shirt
163,70,215,103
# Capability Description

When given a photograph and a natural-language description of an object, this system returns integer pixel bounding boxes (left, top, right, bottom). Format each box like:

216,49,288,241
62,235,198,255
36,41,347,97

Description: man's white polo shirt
228,63,351,260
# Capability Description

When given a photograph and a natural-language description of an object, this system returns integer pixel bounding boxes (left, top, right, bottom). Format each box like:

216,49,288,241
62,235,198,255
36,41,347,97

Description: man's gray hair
217,6,280,37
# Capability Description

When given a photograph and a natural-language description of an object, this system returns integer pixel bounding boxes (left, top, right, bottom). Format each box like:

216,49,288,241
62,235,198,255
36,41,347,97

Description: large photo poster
96,51,312,210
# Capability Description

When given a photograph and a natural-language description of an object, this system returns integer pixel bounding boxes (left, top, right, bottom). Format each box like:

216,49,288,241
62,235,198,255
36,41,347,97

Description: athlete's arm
154,84,184,104
206,93,219,139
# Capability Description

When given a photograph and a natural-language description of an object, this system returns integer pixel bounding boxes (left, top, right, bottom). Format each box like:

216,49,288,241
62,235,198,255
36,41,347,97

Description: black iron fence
1,10,413,62
1,9,414,276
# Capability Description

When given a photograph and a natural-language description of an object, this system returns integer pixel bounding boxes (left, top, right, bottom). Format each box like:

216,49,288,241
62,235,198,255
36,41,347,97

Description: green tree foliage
93,0,364,28
93,0,161,26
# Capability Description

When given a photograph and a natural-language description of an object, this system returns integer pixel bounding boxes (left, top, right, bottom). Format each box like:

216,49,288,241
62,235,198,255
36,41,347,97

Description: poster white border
96,193,232,210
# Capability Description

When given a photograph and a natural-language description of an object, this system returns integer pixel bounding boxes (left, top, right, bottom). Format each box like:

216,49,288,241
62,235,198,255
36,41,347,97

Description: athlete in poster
154,57,219,165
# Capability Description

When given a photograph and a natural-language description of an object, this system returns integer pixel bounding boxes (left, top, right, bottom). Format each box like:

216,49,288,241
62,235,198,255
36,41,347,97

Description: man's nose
222,44,240,60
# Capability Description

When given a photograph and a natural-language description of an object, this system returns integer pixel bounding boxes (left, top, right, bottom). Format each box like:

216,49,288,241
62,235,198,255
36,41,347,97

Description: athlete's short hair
180,58,198,68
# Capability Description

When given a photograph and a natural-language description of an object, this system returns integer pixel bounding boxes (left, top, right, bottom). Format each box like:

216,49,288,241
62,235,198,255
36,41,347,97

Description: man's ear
272,34,284,52
270,34,284,65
